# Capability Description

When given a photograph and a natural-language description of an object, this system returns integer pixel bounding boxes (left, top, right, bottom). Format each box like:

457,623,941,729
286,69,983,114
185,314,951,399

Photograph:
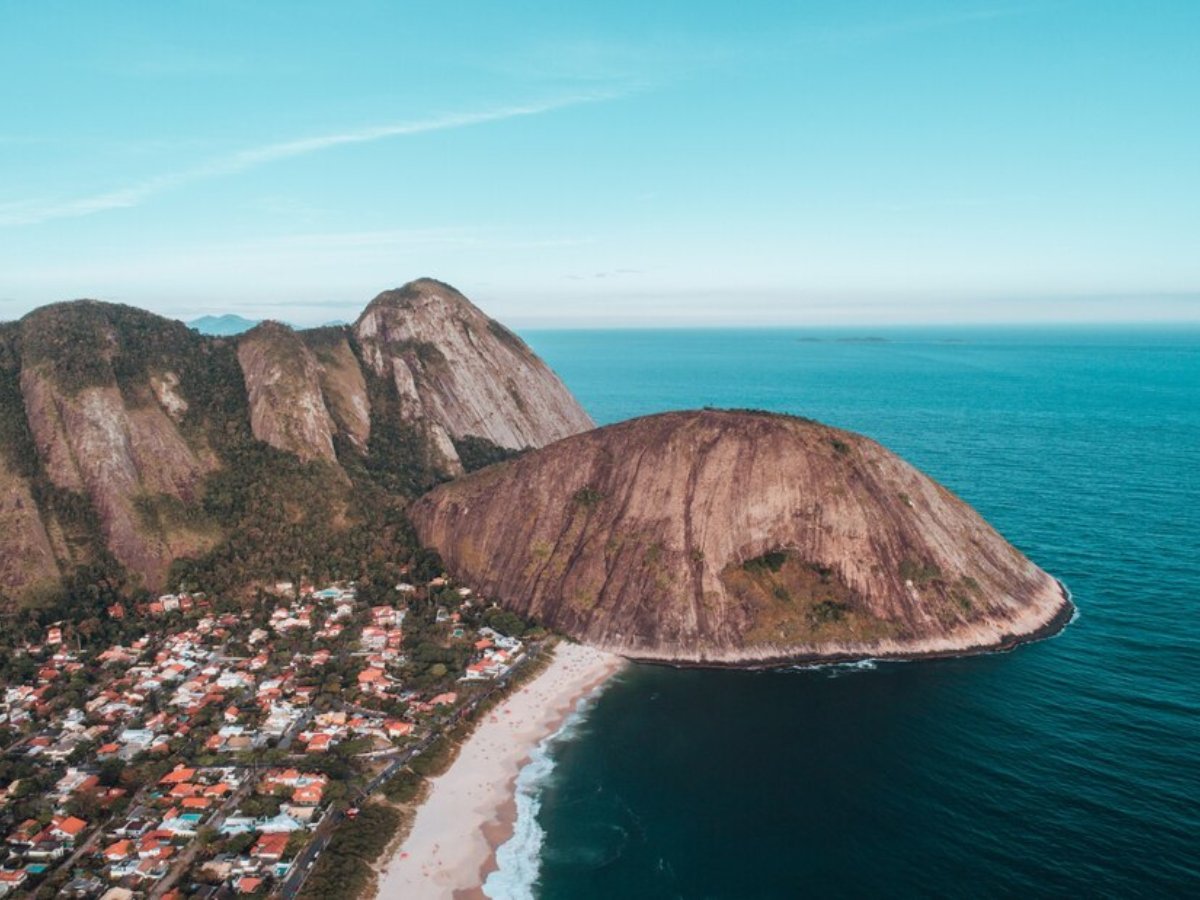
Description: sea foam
482,685,608,899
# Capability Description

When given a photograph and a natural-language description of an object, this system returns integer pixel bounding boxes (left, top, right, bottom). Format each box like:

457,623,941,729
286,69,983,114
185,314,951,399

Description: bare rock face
237,323,338,464
0,280,592,603
354,279,593,472
19,370,215,589
307,331,371,451
0,454,60,598
411,410,1072,665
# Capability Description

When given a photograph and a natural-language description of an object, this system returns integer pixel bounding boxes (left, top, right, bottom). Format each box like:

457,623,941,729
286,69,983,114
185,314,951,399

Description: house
62,876,106,898
26,838,66,860
219,816,257,836
235,876,264,894
253,832,291,861
160,766,197,785
358,666,387,687
114,817,154,838
7,819,41,847
385,720,414,738
255,812,303,833
50,815,88,842
264,768,303,788
104,838,134,861
292,782,324,805
0,870,29,895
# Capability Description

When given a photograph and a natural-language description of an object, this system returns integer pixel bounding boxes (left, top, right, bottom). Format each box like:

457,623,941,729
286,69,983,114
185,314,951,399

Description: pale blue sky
1,1,1197,326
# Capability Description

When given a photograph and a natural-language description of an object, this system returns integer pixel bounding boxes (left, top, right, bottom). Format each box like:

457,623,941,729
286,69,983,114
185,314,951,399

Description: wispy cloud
0,94,615,227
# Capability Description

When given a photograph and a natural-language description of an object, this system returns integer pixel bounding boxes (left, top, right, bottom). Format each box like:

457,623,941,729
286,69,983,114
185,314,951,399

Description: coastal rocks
411,409,1072,665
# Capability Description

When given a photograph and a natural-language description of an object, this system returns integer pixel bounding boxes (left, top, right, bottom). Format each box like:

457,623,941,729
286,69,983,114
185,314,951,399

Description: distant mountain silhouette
188,313,260,335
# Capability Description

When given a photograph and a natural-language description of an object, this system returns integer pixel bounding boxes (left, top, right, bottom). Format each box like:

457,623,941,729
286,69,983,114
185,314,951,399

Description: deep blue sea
484,327,1200,899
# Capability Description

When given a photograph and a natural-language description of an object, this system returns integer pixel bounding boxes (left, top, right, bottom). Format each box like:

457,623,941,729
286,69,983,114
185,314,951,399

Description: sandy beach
372,641,625,899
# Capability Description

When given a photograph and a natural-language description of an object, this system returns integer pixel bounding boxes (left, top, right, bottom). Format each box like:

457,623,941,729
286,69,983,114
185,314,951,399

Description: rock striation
411,409,1072,664
353,279,593,475
0,280,589,599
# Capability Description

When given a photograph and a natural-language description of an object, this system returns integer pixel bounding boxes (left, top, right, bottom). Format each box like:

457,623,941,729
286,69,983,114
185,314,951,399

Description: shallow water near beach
486,326,1200,898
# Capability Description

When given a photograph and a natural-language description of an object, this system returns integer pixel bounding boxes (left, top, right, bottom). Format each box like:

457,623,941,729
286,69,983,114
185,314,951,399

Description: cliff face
6,305,220,592
0,280,588,601
411,410,1071,664
0,452,59,599
353,279,593,475
237,322,339,464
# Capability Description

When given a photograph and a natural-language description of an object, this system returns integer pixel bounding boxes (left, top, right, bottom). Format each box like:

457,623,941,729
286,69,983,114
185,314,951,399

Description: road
150,707,314,898
148,774,255,899
276,647,540,898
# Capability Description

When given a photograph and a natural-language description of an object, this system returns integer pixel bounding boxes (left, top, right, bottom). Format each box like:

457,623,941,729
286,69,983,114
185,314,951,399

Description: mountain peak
0,279,591,603
358,278,477,322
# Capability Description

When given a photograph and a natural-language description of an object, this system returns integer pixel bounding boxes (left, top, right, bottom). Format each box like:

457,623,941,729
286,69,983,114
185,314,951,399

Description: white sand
373,642,625,899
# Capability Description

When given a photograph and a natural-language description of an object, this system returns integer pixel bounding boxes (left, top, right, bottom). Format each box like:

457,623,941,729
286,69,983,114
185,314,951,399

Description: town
0,573,542,898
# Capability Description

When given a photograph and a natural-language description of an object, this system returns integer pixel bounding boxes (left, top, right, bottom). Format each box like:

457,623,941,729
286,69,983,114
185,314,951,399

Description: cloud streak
0,94,613,227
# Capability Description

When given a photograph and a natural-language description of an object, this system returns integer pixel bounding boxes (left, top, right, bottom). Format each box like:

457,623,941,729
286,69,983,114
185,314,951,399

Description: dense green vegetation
299,803,403,900
572,484,606,508
0,304,463,639
743,550,789,574
18,300,209,398
452,434,523,473
0,324,38,479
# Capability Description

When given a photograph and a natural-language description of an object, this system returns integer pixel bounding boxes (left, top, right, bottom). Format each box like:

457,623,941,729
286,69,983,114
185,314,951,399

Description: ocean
482,326,1200,899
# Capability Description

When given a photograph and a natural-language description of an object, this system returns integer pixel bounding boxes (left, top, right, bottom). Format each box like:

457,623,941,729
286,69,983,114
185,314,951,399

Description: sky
1,1,1198,327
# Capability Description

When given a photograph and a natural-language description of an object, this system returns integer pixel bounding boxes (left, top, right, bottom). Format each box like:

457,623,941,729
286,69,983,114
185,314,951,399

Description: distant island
188,313,261,335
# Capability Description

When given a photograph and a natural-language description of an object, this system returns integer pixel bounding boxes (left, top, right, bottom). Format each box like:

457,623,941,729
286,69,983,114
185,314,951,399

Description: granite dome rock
411,409,1072,665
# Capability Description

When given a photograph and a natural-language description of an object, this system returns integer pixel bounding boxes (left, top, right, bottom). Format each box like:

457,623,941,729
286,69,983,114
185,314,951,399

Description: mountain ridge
0,280,591,605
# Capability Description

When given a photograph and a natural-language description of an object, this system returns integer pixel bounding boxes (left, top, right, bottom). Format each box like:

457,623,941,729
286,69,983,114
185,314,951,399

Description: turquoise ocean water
484,327,1199,899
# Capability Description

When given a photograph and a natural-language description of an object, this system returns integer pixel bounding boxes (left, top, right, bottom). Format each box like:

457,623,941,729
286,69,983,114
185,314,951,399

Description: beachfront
373,641,625,899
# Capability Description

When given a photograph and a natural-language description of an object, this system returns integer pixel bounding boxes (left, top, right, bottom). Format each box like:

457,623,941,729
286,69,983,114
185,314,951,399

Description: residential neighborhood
0,574,538,898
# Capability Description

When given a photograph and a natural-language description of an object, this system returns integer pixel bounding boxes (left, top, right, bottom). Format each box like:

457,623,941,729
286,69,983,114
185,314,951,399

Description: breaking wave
789,658,881,678
482,686,609,899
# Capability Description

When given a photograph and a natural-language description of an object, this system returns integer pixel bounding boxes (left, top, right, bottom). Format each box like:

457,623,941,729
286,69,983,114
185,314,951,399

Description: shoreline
464,653,621,900
368,583,1072,896
606,579,1076,671
372,641,626,899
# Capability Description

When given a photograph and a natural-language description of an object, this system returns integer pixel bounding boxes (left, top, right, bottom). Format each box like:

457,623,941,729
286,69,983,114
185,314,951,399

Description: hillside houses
0,573,542,896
